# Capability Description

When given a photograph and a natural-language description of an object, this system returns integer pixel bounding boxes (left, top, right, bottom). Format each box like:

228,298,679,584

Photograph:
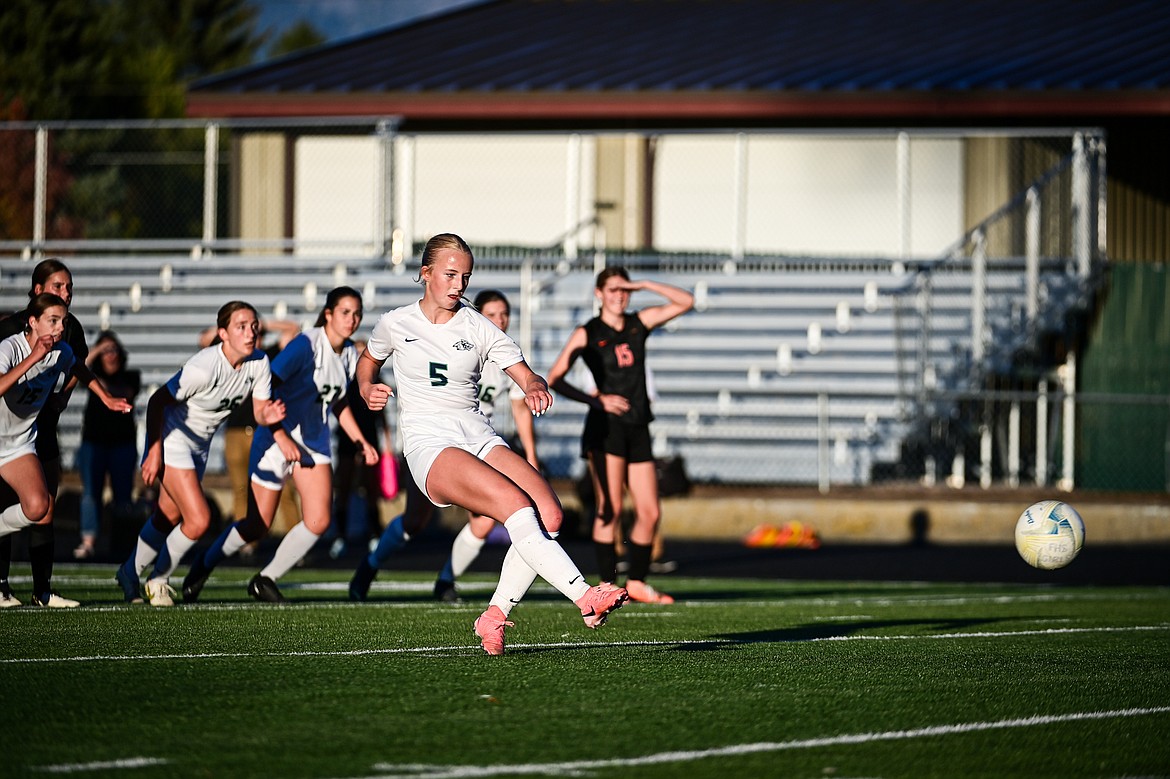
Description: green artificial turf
2,567,1167,778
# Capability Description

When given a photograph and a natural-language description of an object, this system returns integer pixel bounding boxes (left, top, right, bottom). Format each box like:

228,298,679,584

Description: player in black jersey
547,267,693,604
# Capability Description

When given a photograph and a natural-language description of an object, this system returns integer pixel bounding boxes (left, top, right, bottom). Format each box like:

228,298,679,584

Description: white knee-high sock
502,508,590,603
0,504,32,538
260,522,320,581
132,518,170,574
149,526,197,582
489,545,539,617
449,523,487,579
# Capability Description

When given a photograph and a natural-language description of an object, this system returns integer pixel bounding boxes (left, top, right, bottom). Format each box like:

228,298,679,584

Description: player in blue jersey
356,233,627,655
182,287,377,603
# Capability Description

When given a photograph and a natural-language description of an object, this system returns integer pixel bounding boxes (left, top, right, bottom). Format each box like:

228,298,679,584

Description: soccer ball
1014,500,1085,570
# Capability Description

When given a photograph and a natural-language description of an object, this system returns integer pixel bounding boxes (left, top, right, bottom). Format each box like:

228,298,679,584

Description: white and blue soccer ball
1015,500,1085,570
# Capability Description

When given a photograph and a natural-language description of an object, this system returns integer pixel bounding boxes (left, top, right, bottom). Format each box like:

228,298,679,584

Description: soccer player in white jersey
0,295,131,605
115,301,286,606
432,288,540,600
182,287,378,603
357,233,627,655
348,289,538,603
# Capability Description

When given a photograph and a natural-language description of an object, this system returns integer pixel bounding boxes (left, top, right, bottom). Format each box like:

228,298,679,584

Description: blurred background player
328,341,388,560
182,287,377,603
355,233,627,655
0,260,90,608
115,301,284,606
74,330,141,560
547,267,693,605
0,295,130,607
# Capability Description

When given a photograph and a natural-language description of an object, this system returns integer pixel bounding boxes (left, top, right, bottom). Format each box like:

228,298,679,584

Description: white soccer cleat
0,588,22,608
144,579,176,608
32,591,81,608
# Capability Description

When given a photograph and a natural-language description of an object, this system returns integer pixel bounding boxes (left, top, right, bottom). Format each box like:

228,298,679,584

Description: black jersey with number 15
581,313,652,427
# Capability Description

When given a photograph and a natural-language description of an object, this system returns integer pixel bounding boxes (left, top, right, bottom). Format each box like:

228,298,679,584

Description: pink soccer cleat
473,605,515,656
625,579,675,604
576,583,629,629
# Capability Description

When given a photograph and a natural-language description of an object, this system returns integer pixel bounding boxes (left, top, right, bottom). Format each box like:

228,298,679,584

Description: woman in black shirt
74,331,140,559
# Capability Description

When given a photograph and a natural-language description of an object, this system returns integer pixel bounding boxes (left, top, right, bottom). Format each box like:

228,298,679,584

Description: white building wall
293,132,963,259
294,136,383,256
655,135,963,258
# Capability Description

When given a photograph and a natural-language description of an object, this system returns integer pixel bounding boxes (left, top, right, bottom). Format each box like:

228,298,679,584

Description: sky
253,0,485,48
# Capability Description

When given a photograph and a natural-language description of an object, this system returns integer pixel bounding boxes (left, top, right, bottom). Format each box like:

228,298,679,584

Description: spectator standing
74,331,141,560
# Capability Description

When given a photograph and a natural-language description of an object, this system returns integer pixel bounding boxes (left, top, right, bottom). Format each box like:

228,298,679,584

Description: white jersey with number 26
0,333,74,453
162,344,272,445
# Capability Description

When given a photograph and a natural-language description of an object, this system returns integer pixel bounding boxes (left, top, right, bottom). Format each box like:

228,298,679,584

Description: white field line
3,624,1167,665
349,707,1170,779
31,756,168,773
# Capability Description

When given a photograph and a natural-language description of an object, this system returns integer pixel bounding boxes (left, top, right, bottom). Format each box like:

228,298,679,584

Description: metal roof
187,0,1170,123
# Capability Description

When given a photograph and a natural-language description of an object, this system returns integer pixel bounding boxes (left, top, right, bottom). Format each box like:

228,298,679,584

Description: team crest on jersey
452,339,474,351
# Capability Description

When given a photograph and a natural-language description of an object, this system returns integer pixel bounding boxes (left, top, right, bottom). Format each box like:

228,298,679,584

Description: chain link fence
0,120,1153,492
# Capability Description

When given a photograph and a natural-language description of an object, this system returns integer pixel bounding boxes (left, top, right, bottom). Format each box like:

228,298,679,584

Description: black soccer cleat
433,578,461,604
348,558,376,602
182,554,213,603
247,574,287,603
115,560,144,604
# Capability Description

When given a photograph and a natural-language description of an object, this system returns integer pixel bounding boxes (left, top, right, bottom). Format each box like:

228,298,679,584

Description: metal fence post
376,118,398,260
1036,378,1049,486
1025,186,1040,323
519,257,534,360
897,131,911,259
1060,353,1076,491
817,393,830,494
32,125,48,257
1072,132,1090,278
200,122,219,256
971,229,987,366
732,132,747,262
565,133,581,261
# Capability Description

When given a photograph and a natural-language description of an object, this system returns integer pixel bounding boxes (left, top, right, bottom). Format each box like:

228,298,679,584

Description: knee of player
538,503,564,534
23,493,52,524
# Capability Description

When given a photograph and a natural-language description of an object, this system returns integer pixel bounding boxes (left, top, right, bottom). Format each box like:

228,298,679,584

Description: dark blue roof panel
188,0,1170,119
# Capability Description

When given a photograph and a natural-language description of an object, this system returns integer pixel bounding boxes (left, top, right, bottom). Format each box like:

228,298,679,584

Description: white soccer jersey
476,360,525,422
255,326,357,456
0,333,74,453
162,344,272,445
366,301,523,454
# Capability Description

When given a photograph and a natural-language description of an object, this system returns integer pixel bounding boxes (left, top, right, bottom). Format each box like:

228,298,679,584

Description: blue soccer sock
203,521,248,569
368,515,410,569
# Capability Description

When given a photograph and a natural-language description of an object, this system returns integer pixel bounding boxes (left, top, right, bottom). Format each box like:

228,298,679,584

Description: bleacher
0,251,1081,487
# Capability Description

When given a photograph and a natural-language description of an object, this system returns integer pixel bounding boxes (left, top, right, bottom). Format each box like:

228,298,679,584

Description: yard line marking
31,756,168,773
357,706,1170,779
3,624,1167,665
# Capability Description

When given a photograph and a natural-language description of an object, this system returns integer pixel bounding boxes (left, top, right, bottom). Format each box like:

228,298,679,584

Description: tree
0,0,268,242
270,19,327,58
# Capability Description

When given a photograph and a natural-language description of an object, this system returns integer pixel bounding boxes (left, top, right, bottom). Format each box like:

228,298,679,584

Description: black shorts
581,411,653,463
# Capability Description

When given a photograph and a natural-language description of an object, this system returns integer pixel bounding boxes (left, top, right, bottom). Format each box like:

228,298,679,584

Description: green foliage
0,0,265,121
270,19,328,58
0,0,264,241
